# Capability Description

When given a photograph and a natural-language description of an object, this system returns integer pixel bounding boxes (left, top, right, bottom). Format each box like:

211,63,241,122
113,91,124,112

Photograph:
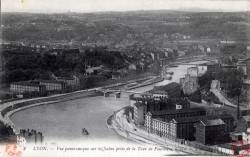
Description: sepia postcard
1,0,250,156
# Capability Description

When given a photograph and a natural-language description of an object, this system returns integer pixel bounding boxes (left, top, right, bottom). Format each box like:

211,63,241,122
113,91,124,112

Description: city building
149,107,206,122
169,117,199,140
145,112,170,137
10,81,46,96
145,113,234,141
207,62,220,76
194,119,230,145
38,80,66,93
187,67,198,77
56,75,80,90
86,66,103,75
145,97,190,112
130,94,192,126
206,47,211,53
132,102,146,125
130,94,190,112
152,91,169,99
170,98,190,109
170,114,234,141
180,74,199,95
207,114,235,133
150,82,182,98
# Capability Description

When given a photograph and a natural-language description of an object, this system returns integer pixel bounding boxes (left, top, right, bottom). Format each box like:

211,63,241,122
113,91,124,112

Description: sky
2,0,250,13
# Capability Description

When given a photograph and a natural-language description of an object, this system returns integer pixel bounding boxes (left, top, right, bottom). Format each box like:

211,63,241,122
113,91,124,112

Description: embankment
0,89,102,135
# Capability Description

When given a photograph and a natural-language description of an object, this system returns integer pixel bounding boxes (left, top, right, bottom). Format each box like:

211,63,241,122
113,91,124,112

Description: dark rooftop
171,114,234,123
200,119,225,126
150,107,206,117
38,79,65,84
151,82,181,92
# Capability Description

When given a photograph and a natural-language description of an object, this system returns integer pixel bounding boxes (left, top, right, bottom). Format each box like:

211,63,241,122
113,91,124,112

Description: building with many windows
132,102,146,125
38,80,66,93
169,114,234,141
145,112,203,140
145,112,170,137
169,117,200,140
207,62,220,76
180,74,199,95
56,75,80,90
145,108,206,138
194,119,230,145
149,107,206,122
187,67,199,77
10,81,46,96
145,109,234,143
149,82,182,98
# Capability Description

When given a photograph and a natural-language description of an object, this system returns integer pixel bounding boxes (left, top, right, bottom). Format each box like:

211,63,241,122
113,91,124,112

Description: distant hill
2,11,250,45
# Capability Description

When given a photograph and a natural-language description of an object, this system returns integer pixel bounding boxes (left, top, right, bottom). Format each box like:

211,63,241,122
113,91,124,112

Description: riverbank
0,89,102,135
108,108,218,155
0,75,158,136
4,58,214,145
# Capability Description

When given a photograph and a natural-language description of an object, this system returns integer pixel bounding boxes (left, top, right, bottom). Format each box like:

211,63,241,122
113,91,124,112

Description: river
9,61,208,156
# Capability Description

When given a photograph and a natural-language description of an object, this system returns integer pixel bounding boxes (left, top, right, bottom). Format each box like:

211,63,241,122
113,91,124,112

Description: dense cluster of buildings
130,89,235,145
127,51,250,155
9,76,80,97
129,63,240,149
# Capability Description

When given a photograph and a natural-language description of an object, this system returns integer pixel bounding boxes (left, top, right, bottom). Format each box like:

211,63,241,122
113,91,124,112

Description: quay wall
0,76,154,135
0,89,103,135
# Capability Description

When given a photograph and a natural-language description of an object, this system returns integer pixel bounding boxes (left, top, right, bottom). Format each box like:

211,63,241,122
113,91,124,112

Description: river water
10,61,208,156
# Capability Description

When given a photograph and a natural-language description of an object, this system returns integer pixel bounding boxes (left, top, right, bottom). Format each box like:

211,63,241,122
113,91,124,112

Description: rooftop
38,79,65,84
11,81,43,87
171,116,202,123
152,82,180,91
171,114,234,123
152,90,168,95
150,107,206,117
200,119,225,126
